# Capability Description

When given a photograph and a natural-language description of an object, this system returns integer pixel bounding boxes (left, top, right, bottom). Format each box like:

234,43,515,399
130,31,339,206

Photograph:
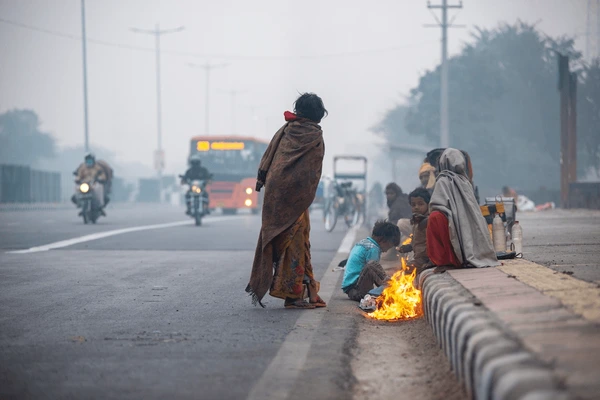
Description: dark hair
372,220,401,246
294,93,328,123
408,187,431,204
385,182,402,195
425,148,445,169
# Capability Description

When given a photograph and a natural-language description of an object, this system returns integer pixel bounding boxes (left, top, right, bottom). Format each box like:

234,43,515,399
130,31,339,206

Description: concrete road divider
418,260,600,400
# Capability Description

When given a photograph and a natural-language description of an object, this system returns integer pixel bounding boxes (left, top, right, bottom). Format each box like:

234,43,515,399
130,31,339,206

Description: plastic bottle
512,221,523,256
506,230,512,252
492,214,506,252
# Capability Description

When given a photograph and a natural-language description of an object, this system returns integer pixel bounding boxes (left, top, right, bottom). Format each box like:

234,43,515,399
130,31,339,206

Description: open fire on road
367,257,423,321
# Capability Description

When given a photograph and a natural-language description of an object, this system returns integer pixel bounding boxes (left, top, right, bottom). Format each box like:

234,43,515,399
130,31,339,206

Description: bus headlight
79,183,90,193
244,199,253,207
245,187,253,195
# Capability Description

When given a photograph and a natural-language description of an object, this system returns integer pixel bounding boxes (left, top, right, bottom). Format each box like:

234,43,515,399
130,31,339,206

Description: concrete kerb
463,329,507,397
420,271,572,400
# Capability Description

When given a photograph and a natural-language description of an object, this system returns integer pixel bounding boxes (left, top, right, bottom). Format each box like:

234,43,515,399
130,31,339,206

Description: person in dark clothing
385,183,411,225
383,183,412,261
181,155,212,215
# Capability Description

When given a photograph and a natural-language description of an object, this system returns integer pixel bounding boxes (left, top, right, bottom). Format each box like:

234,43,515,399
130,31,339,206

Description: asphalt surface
518,209,600,284
0,204,465,400
4,204,594,399
0,205,349,398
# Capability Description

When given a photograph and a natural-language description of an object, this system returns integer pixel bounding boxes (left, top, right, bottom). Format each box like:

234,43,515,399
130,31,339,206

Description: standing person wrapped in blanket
246,93,328,309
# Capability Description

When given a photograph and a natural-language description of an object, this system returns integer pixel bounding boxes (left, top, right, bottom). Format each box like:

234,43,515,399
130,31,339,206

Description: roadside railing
0,164,61,203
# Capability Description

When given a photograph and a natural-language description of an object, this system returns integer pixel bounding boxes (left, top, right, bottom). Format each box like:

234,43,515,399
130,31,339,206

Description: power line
0,16,436,61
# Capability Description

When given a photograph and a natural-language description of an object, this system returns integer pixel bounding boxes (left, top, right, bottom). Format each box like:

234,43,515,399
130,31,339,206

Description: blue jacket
341,237,382,292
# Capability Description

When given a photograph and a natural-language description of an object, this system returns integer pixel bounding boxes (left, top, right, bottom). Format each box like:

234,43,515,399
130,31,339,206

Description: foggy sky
0,0,588,182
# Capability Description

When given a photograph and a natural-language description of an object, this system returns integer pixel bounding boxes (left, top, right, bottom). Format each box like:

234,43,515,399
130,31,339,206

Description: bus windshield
190,139,267,180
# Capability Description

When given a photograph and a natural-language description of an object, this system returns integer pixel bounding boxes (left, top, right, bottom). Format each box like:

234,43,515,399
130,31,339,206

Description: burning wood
367,258,423,321
402,235,413,246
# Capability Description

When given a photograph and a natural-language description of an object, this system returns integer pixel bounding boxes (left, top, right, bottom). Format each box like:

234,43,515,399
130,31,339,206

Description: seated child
341,220,401,301
398,187,432,274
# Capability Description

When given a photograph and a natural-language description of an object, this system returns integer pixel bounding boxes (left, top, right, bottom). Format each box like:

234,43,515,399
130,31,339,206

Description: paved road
0,204,464,399
518,209,600,284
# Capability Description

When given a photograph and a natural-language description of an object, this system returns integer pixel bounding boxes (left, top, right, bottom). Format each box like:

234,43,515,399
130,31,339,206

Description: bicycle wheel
324,200,338,232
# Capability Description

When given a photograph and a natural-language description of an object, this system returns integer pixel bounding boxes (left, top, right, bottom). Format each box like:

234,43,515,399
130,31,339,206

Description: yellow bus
189,135,268,214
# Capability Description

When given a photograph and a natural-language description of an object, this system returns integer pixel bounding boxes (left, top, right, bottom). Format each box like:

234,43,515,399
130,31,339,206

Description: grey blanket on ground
430,149,499,268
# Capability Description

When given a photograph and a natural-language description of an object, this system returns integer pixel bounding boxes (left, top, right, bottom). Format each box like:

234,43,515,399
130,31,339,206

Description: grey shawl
430,149,499,268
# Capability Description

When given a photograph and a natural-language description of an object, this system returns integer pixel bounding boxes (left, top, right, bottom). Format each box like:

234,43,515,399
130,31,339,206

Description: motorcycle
323,181,360,232
180,176,209,226
75,179,104,224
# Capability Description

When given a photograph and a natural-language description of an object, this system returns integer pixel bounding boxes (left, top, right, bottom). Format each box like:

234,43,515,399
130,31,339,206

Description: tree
372,104,435,148
0,109,56,166
379,22,596,191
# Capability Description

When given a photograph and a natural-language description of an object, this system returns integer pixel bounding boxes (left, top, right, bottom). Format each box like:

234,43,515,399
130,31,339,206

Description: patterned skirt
269,211,317,300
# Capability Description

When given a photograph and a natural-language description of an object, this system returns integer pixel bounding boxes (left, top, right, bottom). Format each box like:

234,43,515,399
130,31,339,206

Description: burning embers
367,257,423,321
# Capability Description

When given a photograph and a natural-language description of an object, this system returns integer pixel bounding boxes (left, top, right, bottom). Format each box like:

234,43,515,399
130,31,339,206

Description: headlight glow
244,199,253,207
192,186,201,193
79,183,90,193
245,187,253,195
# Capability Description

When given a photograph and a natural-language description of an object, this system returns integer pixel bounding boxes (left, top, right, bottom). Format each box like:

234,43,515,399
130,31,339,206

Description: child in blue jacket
341,221,400,301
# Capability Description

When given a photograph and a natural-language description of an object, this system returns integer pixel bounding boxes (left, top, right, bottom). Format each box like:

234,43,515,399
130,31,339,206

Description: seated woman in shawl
246,93,328,309
426,148,499,268
426,147,480,203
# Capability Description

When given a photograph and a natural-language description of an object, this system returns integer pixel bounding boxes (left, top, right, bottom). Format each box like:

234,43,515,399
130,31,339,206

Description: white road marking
6,216,245,254
246,225,359,400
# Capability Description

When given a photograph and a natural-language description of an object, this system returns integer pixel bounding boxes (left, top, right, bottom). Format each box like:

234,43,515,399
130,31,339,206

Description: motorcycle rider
181,154,212,215
74,154,113,207
72,153,108,216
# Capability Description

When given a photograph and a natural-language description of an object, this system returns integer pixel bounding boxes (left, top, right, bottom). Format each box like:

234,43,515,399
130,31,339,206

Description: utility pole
188,62,228,135
131,23,184,202
427,0,463,148
80,0,90,152
218,89,246,134
558,54,578,209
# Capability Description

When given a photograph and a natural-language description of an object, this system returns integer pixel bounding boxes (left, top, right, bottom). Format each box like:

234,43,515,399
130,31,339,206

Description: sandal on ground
284,299,316,309
310,296,327,308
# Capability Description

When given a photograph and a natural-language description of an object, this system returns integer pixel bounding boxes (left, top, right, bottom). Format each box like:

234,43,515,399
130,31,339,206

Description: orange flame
368,257,422,321
402,235,413,246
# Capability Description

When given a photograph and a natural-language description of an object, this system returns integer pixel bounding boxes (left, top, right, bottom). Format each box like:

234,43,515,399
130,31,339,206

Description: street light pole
131,23,184,202
80,0,90,152
189,62,228,135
